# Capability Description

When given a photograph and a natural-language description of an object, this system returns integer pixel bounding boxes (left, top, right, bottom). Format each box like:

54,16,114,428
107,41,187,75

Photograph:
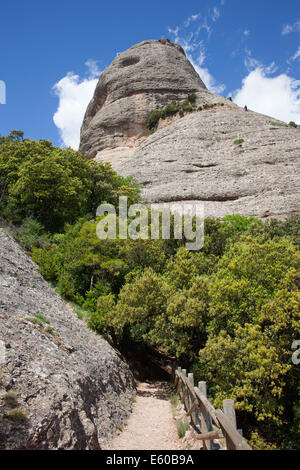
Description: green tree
0,134,140,231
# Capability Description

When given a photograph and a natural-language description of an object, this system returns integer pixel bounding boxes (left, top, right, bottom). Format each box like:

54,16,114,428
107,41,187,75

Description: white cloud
233,67,300,124
282,21,300,35
243,29,250,37
291,45,300,61
211,7,220,22
168,8,225,94
188,55,226,94
184,13,201,28
244,49,278,75
52,60,101,149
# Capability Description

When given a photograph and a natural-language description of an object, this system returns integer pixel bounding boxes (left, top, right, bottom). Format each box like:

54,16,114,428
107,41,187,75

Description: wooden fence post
187,373,195,424
198,381,207,397
223,399,237,450
188,373,194,387
198,381,214,450
223,399,237,429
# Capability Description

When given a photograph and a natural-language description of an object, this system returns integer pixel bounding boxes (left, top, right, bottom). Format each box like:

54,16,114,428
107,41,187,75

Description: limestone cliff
0,229,135,449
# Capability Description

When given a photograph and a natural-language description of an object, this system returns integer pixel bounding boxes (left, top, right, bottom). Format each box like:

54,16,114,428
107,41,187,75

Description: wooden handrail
174,368,252,450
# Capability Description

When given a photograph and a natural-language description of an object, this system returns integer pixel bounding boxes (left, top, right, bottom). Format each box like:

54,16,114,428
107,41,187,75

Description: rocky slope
0,229,135,449
80,39,300,220
117,107,300,219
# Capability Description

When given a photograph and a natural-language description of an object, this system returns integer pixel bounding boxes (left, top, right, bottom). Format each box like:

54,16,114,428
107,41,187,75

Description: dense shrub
187,93,197,105
289,121,298,128
0,133,140,231
146,96,197,131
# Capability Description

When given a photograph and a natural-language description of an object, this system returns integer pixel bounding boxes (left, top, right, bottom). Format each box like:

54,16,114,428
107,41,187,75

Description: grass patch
26,313,49,326
170,391,179,409
70,303,90,322
176,419,189,439
4,391,18,407
4,408,28,423
234,139,245,145
270,121,288,128
42,325,58,336
25,313,59,336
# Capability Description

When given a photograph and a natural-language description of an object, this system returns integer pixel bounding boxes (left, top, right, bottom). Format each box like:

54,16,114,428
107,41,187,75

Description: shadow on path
137,381,171,401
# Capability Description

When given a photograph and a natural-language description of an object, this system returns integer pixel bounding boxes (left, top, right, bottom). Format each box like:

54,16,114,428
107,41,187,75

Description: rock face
116,107,300,219
0,229,135,449
80,39,300,219
79,39,208,157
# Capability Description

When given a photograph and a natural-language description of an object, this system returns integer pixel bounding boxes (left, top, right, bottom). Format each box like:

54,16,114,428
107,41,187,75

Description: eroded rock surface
116,107,300,219
79,39,210,157
0,229,135,449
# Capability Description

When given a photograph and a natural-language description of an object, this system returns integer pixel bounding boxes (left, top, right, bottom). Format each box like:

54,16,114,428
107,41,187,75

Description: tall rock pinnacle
79,39,207,157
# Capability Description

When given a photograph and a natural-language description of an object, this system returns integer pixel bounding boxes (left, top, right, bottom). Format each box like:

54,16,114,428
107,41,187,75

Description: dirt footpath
104,381,183,450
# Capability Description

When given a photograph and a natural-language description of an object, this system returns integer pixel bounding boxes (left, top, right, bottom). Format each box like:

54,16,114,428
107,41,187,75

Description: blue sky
0,0,299,148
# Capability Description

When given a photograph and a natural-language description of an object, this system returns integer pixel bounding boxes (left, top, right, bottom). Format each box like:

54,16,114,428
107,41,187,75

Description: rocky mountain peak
79,40,300,220
79,39,208,157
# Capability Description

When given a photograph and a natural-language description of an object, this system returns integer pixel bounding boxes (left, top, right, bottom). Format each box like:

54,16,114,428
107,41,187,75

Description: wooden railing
174,367,252,450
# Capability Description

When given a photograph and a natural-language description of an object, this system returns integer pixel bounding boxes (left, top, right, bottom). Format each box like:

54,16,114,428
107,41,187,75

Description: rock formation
80,39,300,219
0,229,135,449
117,108,300,219
79,39,210,157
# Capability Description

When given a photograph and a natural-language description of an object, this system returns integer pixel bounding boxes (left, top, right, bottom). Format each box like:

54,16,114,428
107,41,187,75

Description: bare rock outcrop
80,39,300,220
0,229,135,449
116,107,300,219
79,39,210,157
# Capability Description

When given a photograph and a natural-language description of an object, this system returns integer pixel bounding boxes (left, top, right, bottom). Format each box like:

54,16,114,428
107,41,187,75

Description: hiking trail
104,381,184,450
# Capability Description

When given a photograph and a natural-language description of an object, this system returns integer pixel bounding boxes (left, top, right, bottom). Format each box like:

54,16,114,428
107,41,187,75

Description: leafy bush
248,431,277,450
289,121,298,128
12,218,49,251
0,133,140,231
146,96,197,131
234,139,245,145
187,93,197,105
146,109,164,131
